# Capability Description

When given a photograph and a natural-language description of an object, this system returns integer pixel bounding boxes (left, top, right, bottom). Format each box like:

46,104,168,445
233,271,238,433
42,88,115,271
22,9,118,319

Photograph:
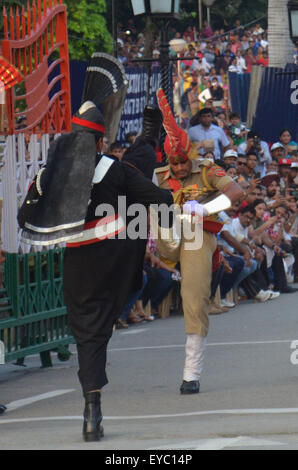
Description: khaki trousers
180,231,217,337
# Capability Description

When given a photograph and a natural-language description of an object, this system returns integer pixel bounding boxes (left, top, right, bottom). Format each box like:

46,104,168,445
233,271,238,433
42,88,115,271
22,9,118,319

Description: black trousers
63,239,145,395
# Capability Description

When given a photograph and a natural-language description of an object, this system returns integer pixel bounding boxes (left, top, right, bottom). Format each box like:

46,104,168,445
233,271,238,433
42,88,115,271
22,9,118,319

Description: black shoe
83,392,104,442
0,404,6,415
280,286,298,293
180,380,200,395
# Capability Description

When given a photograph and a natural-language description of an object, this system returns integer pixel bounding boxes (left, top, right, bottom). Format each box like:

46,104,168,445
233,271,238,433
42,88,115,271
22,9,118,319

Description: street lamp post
288,0,298,44
130,0,181,103
130,1,182,162
202,0,216,26
169,39,186,124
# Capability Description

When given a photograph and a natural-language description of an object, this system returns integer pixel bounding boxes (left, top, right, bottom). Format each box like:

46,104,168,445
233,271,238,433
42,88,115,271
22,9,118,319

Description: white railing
2,133,51,253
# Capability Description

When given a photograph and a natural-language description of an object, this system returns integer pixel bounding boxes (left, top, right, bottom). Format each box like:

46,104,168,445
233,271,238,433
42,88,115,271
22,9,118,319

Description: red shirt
257,57,269,67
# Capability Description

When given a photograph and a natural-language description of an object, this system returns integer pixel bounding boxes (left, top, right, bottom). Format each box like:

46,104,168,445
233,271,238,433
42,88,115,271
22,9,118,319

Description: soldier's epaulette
155,165,169,174
207,164,227,178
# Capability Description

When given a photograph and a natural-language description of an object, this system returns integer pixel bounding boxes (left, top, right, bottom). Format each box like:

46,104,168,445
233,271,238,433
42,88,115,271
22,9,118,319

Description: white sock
183,334,207,382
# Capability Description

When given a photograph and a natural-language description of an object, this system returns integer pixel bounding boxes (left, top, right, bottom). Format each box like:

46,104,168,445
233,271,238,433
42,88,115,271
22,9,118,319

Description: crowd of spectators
111,117,298,325
105,18,298,327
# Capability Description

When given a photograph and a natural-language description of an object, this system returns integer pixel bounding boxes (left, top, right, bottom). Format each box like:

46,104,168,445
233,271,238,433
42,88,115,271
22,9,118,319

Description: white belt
66,215,126,247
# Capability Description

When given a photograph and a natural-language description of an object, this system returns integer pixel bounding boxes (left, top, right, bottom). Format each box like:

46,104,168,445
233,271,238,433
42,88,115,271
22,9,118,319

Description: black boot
83,392,104,442
180,380,200,395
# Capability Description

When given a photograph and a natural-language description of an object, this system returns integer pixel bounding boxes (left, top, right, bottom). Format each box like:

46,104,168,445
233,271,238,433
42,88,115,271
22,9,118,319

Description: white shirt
192,57,211,73
236,56,247,72
231,217,249,241
238,140,272,177
219,211,235,253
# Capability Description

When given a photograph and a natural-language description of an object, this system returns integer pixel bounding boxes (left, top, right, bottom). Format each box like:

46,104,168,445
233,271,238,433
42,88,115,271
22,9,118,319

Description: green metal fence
0,249,74,366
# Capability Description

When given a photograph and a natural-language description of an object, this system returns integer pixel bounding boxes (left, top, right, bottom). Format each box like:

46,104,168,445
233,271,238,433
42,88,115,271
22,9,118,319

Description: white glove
183,200,208,217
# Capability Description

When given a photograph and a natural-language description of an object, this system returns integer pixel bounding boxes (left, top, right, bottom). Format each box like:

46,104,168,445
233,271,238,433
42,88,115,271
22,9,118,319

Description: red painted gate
1,0,72,136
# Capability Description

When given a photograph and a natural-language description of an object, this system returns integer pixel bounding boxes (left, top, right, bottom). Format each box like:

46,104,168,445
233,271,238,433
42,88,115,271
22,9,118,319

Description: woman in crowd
279,129,298,156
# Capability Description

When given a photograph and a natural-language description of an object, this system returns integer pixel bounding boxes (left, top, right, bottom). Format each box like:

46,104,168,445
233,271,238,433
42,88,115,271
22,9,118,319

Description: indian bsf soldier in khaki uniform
155,89,243,394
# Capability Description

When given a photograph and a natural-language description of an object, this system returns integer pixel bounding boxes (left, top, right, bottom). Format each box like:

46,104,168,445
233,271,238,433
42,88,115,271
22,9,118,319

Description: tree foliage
64,0,113,60
0,0,113,59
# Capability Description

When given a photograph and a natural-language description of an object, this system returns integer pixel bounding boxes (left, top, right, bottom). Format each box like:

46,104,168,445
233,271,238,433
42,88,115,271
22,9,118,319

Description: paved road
1,291,298,450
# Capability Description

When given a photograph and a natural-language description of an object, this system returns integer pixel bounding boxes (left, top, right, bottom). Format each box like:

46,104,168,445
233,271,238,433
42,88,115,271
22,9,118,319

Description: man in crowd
238,131,271,177
270,142,286,162
242,151,260,182
188,108,230,160
220,205,279,302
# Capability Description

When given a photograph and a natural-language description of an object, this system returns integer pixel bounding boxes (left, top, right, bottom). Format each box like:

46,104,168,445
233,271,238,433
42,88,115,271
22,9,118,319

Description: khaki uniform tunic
155,159,233,337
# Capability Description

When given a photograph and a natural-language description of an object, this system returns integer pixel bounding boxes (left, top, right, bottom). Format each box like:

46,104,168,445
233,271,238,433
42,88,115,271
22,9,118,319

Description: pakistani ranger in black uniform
18,102,173,442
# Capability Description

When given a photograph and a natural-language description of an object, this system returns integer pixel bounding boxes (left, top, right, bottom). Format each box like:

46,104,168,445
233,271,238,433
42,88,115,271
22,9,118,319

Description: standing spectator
201,21,213,39
227,112,247,146
230,35,242,55
193,56,211,73
244,48,257,73
257,50,269,67
183,26,195,42
187,81,200,117
228,57,243,74
235,49,247,73
203,43,216,68
188,108,230,160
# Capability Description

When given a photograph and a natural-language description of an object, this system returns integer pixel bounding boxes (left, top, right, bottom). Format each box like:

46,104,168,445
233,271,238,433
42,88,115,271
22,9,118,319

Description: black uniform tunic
63,154,173,395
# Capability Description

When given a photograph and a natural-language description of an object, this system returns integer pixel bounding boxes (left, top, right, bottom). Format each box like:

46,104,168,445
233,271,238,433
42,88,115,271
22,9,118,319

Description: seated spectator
242,151,260,182
270,142,286,162
202,150,216,162
219,204,275,302
225,164,237,179
279,129,298,155
261,205,298,292
236,154,248,183
141,237,178,316
289,162,298,186
266,160,279,174
238,131,271,177
278,158,292,193
223,149,238,165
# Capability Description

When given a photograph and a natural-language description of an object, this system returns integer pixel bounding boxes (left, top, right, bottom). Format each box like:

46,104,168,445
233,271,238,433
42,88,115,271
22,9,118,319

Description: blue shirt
188,124,230,160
